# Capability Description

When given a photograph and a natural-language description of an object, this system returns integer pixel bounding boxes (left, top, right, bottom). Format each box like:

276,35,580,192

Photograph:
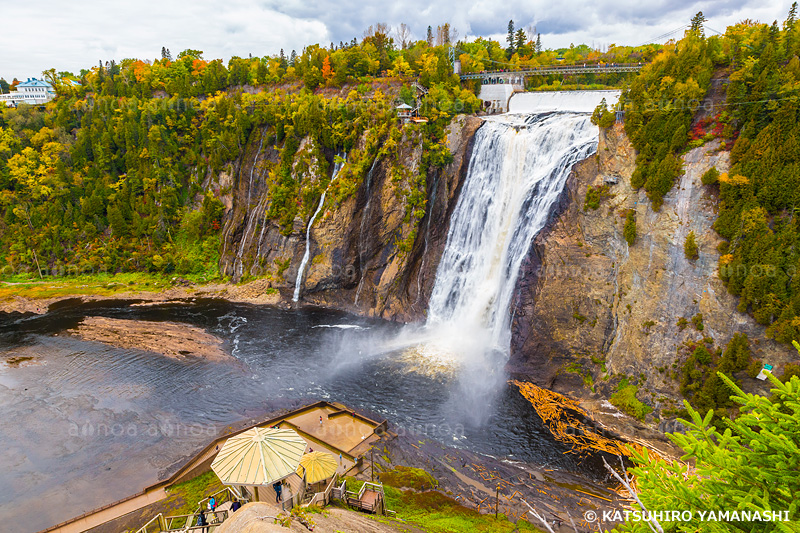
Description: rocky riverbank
0,278,282,316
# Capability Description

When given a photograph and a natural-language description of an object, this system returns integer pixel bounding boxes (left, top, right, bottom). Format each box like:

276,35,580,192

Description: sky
0,0,792,80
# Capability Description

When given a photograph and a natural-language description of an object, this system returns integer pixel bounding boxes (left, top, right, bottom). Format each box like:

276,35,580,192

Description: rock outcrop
509,124,795,415
70,317,229,361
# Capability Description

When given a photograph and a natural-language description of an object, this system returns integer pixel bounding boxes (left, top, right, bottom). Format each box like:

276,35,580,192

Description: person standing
207,497,217,523
195,510,208,533
273,481,282,503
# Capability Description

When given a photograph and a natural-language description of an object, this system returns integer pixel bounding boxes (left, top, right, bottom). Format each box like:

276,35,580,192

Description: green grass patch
383,486,543,533
0,271,200,301
610,378,652,421
378,466,438,491
164,471,225,515
345,474,545,532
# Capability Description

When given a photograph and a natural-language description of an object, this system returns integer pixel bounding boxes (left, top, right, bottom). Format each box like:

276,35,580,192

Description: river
0,299,586,532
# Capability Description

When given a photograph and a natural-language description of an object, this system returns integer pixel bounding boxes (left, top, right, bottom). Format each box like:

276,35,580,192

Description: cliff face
509,124,795,412
218,115,482,322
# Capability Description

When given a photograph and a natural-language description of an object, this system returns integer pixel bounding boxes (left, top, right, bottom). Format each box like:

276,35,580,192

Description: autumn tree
321,55,335,84
177,49,203,60
41,68,61,91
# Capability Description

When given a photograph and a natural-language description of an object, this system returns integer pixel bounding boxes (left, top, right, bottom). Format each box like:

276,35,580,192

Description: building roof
396,103,412,110
17,78,53,88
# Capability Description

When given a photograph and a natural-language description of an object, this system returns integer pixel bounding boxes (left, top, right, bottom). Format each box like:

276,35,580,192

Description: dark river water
0,299,589,532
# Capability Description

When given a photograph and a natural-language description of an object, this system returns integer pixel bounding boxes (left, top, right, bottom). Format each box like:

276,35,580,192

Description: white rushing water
426,112,598,353
293,157,344,302
386,110,599,423
508,90,621,114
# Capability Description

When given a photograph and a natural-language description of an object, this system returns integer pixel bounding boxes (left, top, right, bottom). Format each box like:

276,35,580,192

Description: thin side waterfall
293,157,345,302
354,156,380,306
234,134,266,278
246,132,264,207
413,170,439,309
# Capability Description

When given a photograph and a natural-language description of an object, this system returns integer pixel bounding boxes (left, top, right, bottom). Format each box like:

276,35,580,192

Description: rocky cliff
217,115,482,322
509,123,795,418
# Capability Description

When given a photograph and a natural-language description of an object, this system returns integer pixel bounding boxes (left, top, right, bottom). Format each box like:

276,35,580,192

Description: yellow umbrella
211,427,306,487
296,451,338,484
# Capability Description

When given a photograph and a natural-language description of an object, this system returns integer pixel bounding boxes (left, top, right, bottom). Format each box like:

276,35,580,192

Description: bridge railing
459,63,644,80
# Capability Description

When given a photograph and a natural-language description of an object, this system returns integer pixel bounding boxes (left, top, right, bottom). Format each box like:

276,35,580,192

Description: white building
478,82,523,114
396,103,413,123
0,78,56,107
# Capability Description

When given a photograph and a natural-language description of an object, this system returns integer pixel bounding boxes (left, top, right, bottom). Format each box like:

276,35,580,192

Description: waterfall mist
423,112,598,423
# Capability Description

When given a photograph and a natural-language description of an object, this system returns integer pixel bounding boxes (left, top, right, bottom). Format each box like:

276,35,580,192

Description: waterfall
426,113,597,355
413,169,439,310
234,133,265,278
293,157,345,302
354,156,380,306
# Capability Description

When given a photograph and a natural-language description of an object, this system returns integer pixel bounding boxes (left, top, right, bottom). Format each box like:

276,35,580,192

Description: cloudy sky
0,0,792,80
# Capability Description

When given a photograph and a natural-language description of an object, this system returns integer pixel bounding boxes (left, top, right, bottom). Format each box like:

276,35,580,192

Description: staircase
136,487,246,533
345,482,386,514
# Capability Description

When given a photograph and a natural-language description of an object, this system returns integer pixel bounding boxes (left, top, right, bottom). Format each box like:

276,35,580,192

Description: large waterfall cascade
293,157,345,302
302,104,602,424
424,111,598,365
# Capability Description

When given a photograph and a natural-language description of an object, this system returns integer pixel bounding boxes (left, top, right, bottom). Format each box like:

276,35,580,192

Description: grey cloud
0,0,789,79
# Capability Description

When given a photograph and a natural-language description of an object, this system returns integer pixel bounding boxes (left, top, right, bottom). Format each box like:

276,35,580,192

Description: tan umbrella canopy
211,427,307,487
296,451,338,484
